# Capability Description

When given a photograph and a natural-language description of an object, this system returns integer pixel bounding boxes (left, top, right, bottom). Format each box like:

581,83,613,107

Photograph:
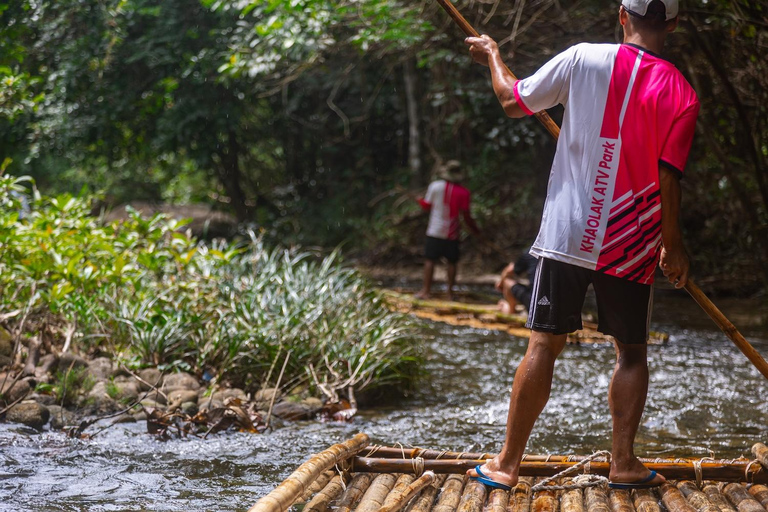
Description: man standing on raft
464,0,698,490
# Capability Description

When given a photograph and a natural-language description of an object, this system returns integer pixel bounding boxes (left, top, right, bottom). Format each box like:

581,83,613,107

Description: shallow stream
1,290,767,511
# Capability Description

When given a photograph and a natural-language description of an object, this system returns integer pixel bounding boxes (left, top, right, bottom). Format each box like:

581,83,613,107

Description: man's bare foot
609,459,666,486
497,299,513,314
466,458,518,488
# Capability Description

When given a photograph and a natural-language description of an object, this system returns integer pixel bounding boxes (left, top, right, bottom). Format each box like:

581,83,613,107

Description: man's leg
467,330,567,487
608,340,665,484
447,262,457,301
499,278,518,313
416,259,435,299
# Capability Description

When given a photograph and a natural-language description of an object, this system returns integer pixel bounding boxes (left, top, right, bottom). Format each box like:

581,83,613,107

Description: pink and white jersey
422,180,471,240
514,43,699,284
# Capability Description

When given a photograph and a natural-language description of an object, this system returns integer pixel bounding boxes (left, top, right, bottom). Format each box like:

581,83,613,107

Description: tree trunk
215,130,249,222
404,58,422,186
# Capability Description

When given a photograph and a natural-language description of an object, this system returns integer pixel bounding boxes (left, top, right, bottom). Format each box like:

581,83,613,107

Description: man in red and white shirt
416,161,480,300
464,0,698,491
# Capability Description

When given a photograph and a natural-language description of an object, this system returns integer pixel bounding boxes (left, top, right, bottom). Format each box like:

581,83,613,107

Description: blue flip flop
608,470,661,490
470,465,513,491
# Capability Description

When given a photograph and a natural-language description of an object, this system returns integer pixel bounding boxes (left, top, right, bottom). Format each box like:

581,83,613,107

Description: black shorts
525,258,653,344
511,283,532,312
424,236,460,263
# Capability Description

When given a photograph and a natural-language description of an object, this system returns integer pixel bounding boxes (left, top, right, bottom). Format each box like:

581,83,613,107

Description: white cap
621,0,678,21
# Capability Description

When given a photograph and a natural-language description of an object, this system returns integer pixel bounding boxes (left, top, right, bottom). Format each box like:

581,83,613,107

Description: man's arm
417,197,432,211
465,35,526,118
658,166,689,288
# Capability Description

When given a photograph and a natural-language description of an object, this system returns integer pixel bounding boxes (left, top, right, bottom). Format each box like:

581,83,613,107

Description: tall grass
0,173,423,395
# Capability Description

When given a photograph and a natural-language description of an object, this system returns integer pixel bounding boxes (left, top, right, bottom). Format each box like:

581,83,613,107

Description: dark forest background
2,0,766,294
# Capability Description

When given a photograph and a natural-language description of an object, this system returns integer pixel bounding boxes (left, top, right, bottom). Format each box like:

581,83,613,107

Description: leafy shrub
0,173,423,396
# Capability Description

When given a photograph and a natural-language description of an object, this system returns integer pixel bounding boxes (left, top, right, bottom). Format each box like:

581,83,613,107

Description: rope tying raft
531,451,611,492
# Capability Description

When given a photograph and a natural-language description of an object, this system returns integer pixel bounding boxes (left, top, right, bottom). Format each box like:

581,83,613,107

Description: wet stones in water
47,405,78,430
6,401,50,430
86,382,120,415
272,401,317,421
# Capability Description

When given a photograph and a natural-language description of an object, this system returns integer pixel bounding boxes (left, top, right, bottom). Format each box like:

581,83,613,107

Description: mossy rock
0,327,12,358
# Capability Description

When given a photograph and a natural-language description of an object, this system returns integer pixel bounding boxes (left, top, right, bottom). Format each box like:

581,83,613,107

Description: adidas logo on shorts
537,296,551,306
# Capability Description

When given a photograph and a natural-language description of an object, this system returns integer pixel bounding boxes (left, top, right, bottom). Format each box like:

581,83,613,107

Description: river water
1,290,767,511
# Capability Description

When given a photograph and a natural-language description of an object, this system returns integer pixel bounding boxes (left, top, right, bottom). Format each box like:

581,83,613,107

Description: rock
37,354,58,378
162,385,193,396
113,381,140,401
86,382,120,415
1,378,31,403
162,372,200,391
5,401,50,430
142,390,167,405
139,399,164,410
301,397,324,415
137,368,162,391
27,393,56,406
271,401,314,421
0,327,12,357
211,388,247,403
0,355,11,370
167,389,198,405
132,410,147,422
112,413,136,424
47,405,77,430
198,399,224,412
87,358,114,382
180,401,198,416
57,353,89,374
254,388,281,403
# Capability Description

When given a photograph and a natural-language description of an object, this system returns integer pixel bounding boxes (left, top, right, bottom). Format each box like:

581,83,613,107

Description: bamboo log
304,476,346,512
532,480,558,512
752,444,768,471
434,475,468,512
678,481,722,512
406,474,448,512
380,472,438,512
357,474,399,512
661,483,699,512
585,486,611,512
560,483,584,512
337,474,376,512
723,484,767,512
458,480,489,512
633,489,661,512
703,483,738,512
381,474,417,511
351,458,768,484
608,490,634,512
486,488,511,512
296,470,336,504
748,485,768,509
249,433,370,512
508,478,534,512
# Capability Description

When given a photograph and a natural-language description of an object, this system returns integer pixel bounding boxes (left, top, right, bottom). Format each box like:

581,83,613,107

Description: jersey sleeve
513,45,577,116
659,99,700,177
461,190,471,212
424,182,439,205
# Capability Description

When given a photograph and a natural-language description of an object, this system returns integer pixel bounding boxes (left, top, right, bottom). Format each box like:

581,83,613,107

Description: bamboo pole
532,480,558,512
296,470,336,504
677,481,722,512
703,483,737,512
351,457,768,484
337,474,376,512
458,479,489,512
380,472,438,512
304,476,346,512
406,474,447,512
722,484,767,512
381,474,417,511
435,0,768,382
486,487,511,512
357,474,399,512
752,444,768,470
560,482,584,512
748,485,768,509
633,489,662,512
508,478,534,512
661,483,699,512
585,486,611,512
434,474,468,512
249,433,370,512
608,490,635,512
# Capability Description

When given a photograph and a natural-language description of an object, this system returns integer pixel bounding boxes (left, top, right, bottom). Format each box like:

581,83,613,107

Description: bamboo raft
382,290,669,345
250,434,768,512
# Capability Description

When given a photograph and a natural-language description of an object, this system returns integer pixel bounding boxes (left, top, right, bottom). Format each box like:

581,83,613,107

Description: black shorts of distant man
496,251,537,314
415,161,481,301
464,0,698,492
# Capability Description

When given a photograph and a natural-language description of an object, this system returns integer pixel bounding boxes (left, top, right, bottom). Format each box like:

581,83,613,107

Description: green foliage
0,178,423,393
